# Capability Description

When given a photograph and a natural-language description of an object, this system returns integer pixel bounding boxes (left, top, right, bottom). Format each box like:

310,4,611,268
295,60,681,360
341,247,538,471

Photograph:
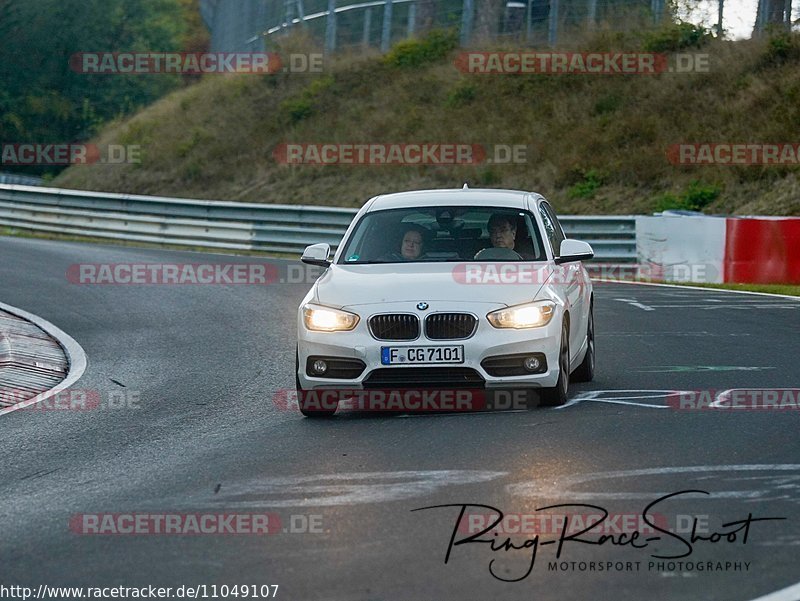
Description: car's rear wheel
540,321,570,407
296,349,337,417
572,301,594,383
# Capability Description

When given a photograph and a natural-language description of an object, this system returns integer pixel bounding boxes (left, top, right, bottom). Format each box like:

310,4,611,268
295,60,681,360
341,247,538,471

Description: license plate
381,345,464,365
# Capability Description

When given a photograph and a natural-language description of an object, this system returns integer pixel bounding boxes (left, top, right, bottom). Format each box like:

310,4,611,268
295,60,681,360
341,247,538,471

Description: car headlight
487,301,556,329
303,304,360,332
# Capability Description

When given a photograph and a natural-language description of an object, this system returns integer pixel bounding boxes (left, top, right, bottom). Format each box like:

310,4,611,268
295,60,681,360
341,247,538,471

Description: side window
538,204,559,257
541,202,565,257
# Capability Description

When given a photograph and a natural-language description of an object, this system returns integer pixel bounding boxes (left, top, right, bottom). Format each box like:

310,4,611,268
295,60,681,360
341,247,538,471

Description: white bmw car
296,188,595,416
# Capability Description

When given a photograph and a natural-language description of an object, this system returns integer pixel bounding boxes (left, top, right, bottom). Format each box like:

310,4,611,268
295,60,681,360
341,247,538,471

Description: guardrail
0,184,637,261
0,173,43,187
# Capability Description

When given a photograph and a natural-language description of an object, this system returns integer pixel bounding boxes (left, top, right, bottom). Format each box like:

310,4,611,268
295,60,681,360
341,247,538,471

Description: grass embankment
666,281,800,297
55,27,800,215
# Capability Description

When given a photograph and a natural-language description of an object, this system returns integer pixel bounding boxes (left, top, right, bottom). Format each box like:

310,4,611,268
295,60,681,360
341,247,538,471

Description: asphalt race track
1,235,799,601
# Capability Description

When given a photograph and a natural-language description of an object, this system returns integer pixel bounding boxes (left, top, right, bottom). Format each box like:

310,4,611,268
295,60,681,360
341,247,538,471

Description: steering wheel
473,247,523,261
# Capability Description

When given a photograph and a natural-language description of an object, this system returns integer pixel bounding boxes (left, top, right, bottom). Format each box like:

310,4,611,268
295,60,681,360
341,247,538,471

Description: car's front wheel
572,301,594,383
296,349,337,418
540,321,570,407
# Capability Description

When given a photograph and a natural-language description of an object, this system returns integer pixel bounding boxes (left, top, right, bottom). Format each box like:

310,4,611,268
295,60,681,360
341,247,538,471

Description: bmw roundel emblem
416,302,429,311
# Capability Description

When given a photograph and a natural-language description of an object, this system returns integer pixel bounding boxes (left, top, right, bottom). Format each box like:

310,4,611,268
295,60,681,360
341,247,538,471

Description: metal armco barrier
0,184,637,261
0,173,43,187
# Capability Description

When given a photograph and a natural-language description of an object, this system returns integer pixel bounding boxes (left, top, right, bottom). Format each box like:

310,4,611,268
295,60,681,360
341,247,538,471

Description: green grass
52,29,800,215
657,281,800,297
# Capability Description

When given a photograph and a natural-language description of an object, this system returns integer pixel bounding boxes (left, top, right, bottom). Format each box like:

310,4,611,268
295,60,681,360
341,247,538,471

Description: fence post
325,0,337,53
283,0,295,29
587,0,597,27
548,0,559,46
756,0,765,34
716,0,724,35
363,6,373,46
651,0,663,24
408,2,417,36
460,0,474,46
786,0,793,29
297,0,307,27
381,0,394,51
526,0,533,42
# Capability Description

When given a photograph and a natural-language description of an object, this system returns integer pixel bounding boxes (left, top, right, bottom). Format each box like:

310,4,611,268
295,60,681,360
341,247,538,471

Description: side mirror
556,239,594,264
301,243,331,268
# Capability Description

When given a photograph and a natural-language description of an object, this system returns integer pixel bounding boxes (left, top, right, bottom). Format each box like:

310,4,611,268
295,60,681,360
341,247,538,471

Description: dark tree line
0,0,208,174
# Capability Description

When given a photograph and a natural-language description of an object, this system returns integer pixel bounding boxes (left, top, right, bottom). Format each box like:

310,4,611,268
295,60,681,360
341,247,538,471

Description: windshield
337,206,547,264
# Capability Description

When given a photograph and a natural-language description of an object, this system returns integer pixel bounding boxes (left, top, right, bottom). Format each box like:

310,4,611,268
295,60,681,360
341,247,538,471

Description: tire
540,321,570,407
296,349,337,417
572,301,595,383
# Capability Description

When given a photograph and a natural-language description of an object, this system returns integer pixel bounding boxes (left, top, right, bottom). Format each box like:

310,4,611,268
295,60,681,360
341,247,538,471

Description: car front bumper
296,301,562,391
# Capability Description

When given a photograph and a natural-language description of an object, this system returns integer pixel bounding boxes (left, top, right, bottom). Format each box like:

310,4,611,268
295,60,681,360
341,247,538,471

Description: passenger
382,225,428,261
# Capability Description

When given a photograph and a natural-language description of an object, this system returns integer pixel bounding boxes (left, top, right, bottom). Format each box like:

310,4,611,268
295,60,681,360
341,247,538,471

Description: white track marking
613,298,655,311
603,331,751,337
582,398,670,408
181,470,507,508
557,390,687,410
644,304,799,310
636,366,775,373
0,301,87,416
596,279,800,301
507,464,800,501
746,581,800,601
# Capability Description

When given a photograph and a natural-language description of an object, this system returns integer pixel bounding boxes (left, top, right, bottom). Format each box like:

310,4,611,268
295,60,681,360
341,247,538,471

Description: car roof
364,188,542,212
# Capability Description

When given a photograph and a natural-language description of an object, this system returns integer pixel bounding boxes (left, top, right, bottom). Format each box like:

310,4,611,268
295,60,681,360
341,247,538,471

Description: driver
382,225,428,261
474,213,535,260
487,214,517,249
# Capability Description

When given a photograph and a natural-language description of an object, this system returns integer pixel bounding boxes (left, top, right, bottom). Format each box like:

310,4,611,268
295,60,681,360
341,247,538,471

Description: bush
761,32,800,67
445,83,477,108
654,181,721,212
642,22,713,53
383,30,459,68
279,76,334,125
477,167,501,186
569,169,606,199
593,94,622,115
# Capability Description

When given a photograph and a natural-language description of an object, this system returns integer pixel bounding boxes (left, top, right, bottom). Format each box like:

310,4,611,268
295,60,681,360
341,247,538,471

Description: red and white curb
0,301,87,416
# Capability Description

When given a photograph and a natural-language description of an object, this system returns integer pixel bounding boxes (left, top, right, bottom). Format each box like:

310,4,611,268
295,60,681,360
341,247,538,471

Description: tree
416,0,438,34
474,0,505,42
0,0,209,175
754,0,792,33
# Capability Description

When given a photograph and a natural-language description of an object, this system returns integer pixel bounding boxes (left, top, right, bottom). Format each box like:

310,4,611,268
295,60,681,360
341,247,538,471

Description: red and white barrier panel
725,217,800,284
636,215,800,284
